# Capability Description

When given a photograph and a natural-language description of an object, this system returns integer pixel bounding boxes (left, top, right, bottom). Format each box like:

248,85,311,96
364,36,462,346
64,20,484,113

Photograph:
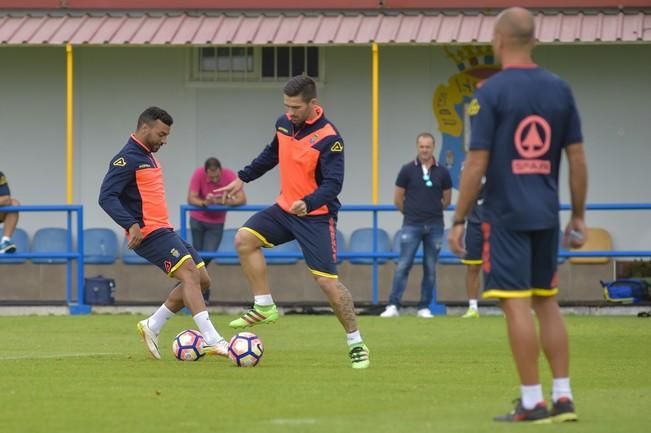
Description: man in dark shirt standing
0,171,19,254
381,133,452,318
448,7,587,423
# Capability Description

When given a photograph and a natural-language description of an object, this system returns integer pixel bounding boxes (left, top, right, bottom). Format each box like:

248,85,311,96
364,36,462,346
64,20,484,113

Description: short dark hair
204,157,222,172
416,132,435,144
283,75,317,102
137,106,173,129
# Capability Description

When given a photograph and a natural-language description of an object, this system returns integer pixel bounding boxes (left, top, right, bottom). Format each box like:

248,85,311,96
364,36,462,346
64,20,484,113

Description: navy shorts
482,223,559,299
240,204,338,278
462,221,483,265
134,228,204,277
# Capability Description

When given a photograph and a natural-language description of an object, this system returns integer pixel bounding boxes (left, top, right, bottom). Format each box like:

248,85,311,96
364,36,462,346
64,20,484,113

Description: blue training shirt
469,65,583,230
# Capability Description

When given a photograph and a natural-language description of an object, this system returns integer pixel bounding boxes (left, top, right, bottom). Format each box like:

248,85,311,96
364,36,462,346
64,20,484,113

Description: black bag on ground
84,275,115,305
600,278,650,304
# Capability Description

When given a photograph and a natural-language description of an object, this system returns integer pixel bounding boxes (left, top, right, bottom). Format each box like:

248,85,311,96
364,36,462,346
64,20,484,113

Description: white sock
469,299,478,310
254,294,274,307
193,310,223,345
146,304,175,334
521,384,544,409
552,377,573,402
1,236,10,243
346,330,363,346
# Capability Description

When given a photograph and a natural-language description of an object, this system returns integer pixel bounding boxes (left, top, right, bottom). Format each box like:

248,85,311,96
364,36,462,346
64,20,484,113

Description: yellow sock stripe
238,227,274,248
309,268,338,279
461,259,483,265
168,254,192,277
196,261,206,270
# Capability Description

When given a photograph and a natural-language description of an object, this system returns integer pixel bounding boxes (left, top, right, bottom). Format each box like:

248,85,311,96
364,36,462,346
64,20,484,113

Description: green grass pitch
0,314,649,433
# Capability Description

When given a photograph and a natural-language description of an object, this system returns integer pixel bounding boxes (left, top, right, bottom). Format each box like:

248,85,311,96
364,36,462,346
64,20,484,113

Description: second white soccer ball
172,329,205,361
228,332,264,367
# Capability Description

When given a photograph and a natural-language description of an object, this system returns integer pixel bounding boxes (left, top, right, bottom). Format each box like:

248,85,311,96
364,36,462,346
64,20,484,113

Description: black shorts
482,223,559,299
462,221,483,265
134,228,204,277
240,204,338,277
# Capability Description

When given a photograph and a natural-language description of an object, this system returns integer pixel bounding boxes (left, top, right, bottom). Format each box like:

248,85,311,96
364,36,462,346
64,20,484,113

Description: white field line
269,418,318,425
0,352,124,361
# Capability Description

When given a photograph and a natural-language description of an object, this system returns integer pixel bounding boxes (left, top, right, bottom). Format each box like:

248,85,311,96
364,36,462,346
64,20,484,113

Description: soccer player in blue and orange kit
448,8,588,423
99,107,228,360
217,75,370,369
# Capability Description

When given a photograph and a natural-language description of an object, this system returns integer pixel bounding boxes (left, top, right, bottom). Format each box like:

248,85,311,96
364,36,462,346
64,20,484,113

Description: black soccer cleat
494,399,551,423
551,397,578,423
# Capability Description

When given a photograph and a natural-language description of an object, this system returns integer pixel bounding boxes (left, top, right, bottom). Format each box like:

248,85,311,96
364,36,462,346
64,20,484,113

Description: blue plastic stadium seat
121,236,149,265
348,228,391,265
31,227,69,264
214,228,240,265
392,229,424,264
438,229,462,265
0,227,29,264
84,228,118,264
265,239,301,265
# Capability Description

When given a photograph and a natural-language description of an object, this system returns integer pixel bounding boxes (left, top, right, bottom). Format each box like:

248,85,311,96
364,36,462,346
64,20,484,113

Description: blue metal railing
0,205,88,315
180,203,651,308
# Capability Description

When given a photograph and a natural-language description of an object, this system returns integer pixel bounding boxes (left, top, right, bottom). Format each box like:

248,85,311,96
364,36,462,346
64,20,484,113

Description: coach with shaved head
449,7,588,423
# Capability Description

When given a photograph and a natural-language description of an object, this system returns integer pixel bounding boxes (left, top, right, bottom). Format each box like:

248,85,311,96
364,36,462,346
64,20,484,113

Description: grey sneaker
0,239,16,254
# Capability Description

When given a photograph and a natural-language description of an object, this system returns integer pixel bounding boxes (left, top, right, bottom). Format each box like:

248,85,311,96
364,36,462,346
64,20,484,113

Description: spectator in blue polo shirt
381,133,452,318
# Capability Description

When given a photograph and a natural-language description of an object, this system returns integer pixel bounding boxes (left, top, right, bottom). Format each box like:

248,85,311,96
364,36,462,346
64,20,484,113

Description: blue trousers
388,223,444,309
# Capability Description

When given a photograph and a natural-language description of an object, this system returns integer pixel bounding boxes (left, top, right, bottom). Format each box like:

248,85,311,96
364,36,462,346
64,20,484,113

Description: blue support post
372,209,379,305
70,205,90,315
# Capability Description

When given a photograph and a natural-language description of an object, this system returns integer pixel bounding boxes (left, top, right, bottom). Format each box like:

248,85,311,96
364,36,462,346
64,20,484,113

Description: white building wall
0,44,649,249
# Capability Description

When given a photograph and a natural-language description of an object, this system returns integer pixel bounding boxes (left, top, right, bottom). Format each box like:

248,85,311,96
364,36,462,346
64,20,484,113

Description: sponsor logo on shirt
512,115,551,175
330,141,343,152
112,157,127,167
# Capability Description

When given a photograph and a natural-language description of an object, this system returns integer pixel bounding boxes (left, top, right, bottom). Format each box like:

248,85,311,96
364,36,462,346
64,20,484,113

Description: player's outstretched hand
214,178,244,204
128,223,144,249
448,224,466,257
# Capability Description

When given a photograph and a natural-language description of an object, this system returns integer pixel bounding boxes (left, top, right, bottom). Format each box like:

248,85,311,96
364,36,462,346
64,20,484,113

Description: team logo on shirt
512,115,551,175
170,248,180,258
467,98,480,116
112,157,127,167
310,134,319,144
330,141,343,152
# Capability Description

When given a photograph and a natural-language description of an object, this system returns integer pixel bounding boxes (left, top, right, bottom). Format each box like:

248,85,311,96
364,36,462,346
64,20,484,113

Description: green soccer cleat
137,320,160,360
551,397,578,423
229,304,279,329
461,307,480,318
349,343,370,369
